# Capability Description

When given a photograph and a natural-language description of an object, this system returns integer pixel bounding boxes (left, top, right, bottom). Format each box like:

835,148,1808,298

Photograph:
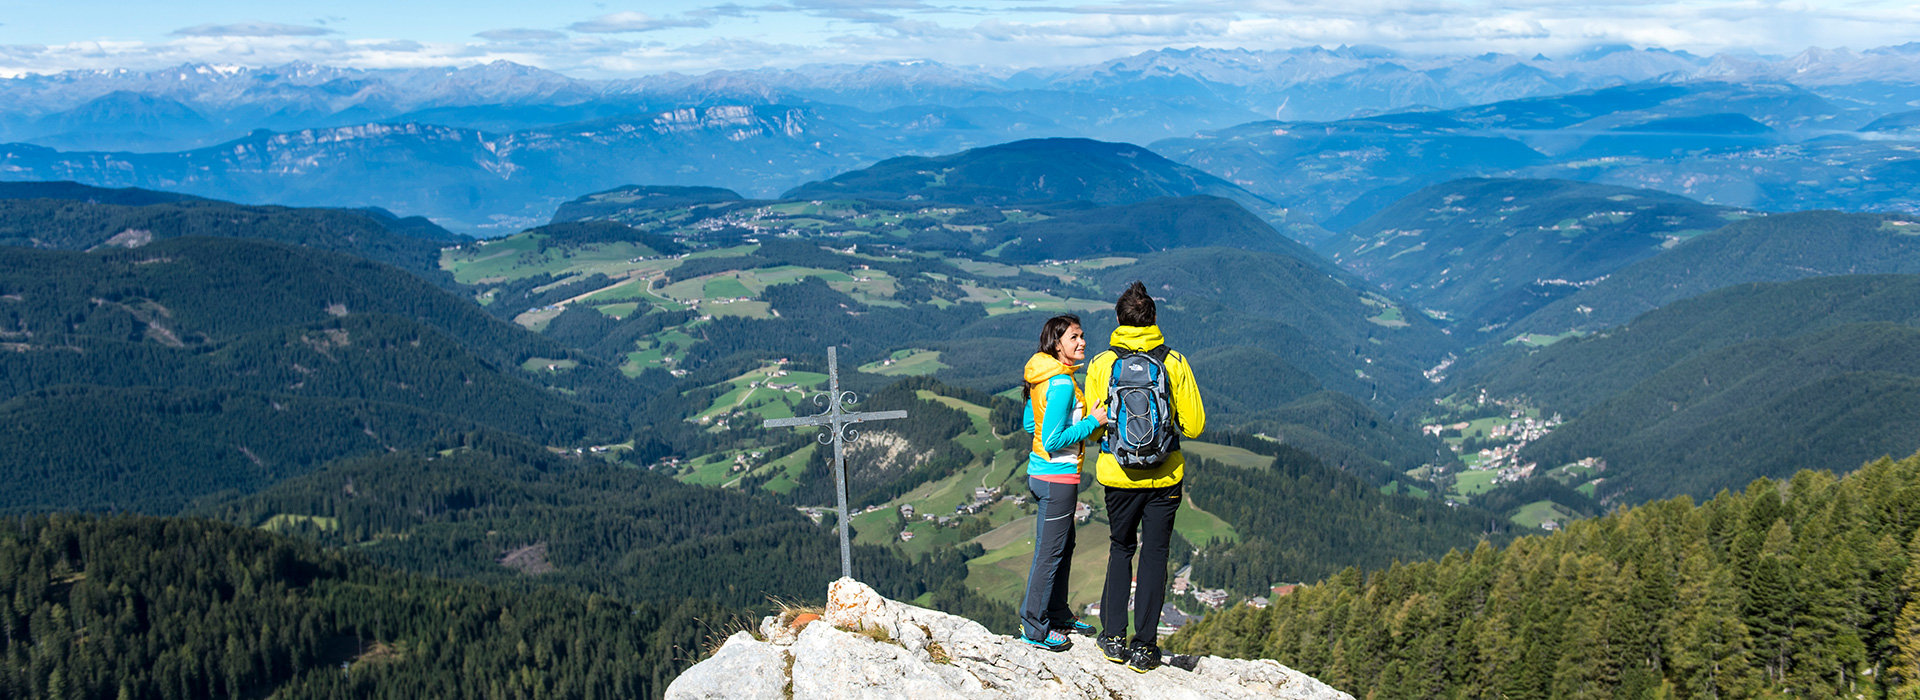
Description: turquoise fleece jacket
1023,374,1102,477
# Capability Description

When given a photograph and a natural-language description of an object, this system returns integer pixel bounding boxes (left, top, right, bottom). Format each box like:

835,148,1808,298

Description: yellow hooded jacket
1022,352,1089,475
1085,324,1205,489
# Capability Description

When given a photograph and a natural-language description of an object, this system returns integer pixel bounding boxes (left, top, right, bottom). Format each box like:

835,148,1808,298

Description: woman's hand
1091,405,1111,426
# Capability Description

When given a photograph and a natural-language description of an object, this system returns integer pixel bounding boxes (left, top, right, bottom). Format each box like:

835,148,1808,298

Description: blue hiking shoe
1055,618,1097,637
1017,629,1073,652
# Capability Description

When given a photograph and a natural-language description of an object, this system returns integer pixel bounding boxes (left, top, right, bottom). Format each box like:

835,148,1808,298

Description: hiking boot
1055,618,1097,637
1017,629,1073,652
1096,634,1130,664
1126,640,1161,673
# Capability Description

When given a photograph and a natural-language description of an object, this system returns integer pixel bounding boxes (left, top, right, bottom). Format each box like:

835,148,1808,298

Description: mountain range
0,47,1915,233
1324,178,1749,330
3,69,1920,694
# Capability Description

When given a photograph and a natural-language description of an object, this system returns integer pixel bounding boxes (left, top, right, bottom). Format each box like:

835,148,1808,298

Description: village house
1194,589,1229,609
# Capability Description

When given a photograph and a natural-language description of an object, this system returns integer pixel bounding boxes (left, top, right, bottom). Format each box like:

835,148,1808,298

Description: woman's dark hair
1027,314,1083,398
1036,314,1082,357
1116,281,1156,326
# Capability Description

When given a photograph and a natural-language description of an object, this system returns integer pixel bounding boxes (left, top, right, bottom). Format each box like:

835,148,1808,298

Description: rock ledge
666,578,1354,699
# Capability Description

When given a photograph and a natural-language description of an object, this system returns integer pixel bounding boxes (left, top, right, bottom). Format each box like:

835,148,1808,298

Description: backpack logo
1104,346,1179,469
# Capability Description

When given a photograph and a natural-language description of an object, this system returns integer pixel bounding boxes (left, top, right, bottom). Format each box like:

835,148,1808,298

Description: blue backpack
1104,346,1180,468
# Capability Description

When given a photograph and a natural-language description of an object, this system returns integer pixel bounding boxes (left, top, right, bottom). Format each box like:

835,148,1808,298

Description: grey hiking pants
1019,476,1078,640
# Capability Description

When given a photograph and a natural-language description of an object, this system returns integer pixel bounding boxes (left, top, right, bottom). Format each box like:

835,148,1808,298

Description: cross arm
844,410,908,423
762,415,830,429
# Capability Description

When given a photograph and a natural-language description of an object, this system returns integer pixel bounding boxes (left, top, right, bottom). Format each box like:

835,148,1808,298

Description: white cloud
0,0,1917,78
476,29,570,42
171,22,337,38
569,12,711,34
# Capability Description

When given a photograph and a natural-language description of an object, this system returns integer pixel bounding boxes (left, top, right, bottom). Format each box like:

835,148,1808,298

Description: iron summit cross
761,346,906,579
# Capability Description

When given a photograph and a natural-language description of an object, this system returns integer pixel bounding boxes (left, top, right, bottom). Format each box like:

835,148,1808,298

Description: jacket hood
1023,352,1077,386
1109,325,1166,352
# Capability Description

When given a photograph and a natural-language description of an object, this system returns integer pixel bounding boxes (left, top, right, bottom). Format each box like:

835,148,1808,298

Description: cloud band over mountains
0,0,1916,78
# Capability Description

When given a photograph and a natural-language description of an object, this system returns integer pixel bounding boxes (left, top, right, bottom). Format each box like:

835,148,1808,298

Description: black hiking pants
1100,481,1180,644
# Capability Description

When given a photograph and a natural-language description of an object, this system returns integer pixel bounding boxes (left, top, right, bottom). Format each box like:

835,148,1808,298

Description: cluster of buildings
954,486,1002,516
897,487,1096,542
1424,405,1567,485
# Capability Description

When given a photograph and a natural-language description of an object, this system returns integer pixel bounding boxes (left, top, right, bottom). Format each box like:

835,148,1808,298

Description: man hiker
1087,281,1205,673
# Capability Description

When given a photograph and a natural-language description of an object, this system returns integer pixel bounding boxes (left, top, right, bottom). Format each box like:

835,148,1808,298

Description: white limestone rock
666,578,1355,700
665,631,790,699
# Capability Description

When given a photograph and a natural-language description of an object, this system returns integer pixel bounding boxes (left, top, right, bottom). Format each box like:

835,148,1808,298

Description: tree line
1174,450,1920,698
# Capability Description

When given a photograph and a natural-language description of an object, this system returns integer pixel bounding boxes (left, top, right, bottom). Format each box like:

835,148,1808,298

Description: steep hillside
778,138,1328,245
1515,210,1920,334
1443,81,1854,133
0,180,208,205
1523,322,1920,503
1152,115,1550,234
1175,450,1920,698
781,137,1270,210
1326,178,1747,330
1465,275,1920,503
1183,439,1508,596
0,512,742,698
0,189,465,282
995,196,1321,264
193,432,973,610
1097,247,1454,408
551,185,744,223
0,237,636,512
445,199,1452,479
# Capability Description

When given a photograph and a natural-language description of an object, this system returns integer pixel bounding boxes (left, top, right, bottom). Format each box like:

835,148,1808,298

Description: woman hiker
1016,314,1110,651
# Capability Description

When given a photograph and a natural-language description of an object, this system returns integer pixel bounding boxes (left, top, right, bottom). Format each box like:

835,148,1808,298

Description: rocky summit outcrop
666,578,1354,699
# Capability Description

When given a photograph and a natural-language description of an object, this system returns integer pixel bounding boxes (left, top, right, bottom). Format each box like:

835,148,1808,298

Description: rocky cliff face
666,578,1353,700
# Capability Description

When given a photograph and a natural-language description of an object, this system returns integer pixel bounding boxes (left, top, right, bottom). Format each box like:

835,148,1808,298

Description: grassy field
1509,331,1585,347
965,519,1113,619
441,236,673,284
1453,468,1500,496
259,514,338,533
1182,441,1273,470
676,452,744,487
859,349,947,376
750,444,817,494
520,357,578,372
1174,496,1240,546
1511,500,1579,530
690,365,828,424
511,306,566,332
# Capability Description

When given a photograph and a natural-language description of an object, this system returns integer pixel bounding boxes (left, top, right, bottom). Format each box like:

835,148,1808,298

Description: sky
0,0,1916,78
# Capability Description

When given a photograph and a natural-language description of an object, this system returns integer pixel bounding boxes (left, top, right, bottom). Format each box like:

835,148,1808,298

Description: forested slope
1459,275,1920,503
0,192,465,282
0,237,638,512
192,431,979,610
1324,178,1743,330
1174,450,1920,698
1182,436,1508,595
0,513,735,699
1515,210,1920,334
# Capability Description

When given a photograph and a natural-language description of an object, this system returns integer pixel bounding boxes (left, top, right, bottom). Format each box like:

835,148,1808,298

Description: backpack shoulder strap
1144,345,1171,364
